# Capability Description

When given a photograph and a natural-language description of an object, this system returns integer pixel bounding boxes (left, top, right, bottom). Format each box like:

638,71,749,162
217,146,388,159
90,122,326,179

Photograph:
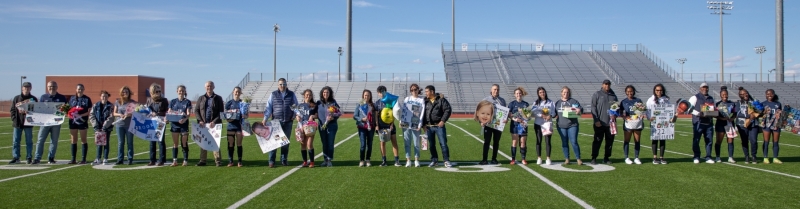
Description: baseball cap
22,82,32,87
602,79,611,85
700,83,708,88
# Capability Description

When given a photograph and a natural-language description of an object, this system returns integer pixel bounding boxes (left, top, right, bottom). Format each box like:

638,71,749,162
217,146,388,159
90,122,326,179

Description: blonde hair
119,86,133,104
514,87,528,97
474,100,495,122
561,86,572,99
149,83,162,100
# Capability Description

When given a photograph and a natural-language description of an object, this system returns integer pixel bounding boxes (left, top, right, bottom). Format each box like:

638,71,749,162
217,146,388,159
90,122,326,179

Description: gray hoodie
591,88,618,126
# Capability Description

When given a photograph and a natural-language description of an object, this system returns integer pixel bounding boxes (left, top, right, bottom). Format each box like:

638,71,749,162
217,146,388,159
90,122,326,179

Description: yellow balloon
381,107,394,124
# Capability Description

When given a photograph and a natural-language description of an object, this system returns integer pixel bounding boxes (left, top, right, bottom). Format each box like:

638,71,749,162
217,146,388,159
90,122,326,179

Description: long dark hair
319,86,335,103
625,85,637,98
302,89,316,108
362,89,374,109
738,87,753,101
535,86,549,105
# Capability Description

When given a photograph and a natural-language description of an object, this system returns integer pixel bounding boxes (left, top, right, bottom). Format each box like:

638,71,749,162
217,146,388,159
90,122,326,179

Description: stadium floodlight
20,76,26,92
768,68,776,83
273,23,280,81
338,47,343,81
754,46,766,82
676,58,687,81
708,1,733,82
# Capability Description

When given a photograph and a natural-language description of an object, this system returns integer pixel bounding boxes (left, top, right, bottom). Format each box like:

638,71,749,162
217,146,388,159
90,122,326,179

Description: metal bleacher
596,52,674,83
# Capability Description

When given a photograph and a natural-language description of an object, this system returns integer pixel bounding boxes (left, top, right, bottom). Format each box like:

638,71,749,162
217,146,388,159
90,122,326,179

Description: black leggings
651,140,666,157
534,124,551,157
483,128,501,161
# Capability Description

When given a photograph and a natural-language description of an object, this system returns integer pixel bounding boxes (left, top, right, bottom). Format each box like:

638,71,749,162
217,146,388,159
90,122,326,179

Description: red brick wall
45,75,164,104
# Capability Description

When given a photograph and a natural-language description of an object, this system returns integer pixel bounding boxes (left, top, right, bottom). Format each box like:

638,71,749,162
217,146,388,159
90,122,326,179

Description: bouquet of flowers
67,106,83,120
513,107,534,135
745,100,764,127
631,102,647,120
608,102,621,117
323,104,342,130
134,104,151,114
240,97,251,117
607,101,620,135
56,103,71,117
717,103,734,119
541,107,550,117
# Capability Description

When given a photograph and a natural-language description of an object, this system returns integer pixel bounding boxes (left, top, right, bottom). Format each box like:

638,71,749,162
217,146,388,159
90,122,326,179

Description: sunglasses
278,84,286,86
154,90,162,93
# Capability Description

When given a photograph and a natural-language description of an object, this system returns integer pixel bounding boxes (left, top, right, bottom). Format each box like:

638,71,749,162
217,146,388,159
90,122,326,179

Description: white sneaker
366,161,371,167
405,160,412,167
92,159,99,165
102,159,108,165
414,160,420,167
545,159,551,165
705,159,715,164
444,161,452,168
625,158,633,164
359,161,364,167
728,157,736,163
536,158,542,165
693,159,700,164
715,157,721,163
634,158,642,165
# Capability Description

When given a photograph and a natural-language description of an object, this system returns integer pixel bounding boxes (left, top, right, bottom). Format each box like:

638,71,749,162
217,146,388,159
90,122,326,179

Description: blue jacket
263,90,297,123
691,93,715,125
91,101,114,132
353,103,376,129
316,100,340,127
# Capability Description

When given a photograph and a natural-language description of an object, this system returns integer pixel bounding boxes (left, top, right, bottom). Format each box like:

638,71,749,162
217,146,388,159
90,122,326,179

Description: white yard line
451,123,594,209
227,132,359,209
575,133,800,180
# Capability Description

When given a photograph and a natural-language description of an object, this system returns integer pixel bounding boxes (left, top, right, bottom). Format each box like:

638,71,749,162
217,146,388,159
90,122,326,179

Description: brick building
44,75,165,103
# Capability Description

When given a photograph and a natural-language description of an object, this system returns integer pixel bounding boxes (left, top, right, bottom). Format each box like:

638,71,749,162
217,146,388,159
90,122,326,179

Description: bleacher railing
587,50,622,85
227,72,251,101
638,45,679,82
681,73,799,83
247,72,446,83
442,43,639,52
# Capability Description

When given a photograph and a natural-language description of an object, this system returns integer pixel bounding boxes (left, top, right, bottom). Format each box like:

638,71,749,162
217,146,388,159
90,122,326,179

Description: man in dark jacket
422,85,453,168
691,83,715,164
590,80,618,165
261,78,298,167
10,82,38,164
195,81,225,166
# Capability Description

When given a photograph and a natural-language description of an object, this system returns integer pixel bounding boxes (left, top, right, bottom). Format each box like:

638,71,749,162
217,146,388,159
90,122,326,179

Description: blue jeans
426,126,450,162
737,125,760,158
358,128,375,161
319,122,338,161
150,134,166,163
557,126,581,160
692,123,714,159
12,127,34,159
269,121,293,163
403,128,421,159
117,126,134,162
35,125,61,161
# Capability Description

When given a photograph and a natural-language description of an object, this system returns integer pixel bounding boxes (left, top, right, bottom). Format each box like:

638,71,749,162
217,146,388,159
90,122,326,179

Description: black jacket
422,93,451,125
11,94,38,128
195,93,225,124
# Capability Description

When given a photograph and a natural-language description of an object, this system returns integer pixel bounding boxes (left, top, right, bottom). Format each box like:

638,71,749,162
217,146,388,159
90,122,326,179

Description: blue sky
1,0,798,100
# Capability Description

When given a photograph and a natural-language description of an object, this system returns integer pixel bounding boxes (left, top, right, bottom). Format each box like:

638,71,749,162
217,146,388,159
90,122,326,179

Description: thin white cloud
357,64,375,70
390,29,442,34
0,5,179,21
723,62,740,68
789,64,800,69
786,58,794,63
144,43,163,49
412,59,423,64
353,1,382,8
786,70,797,77
716,55,745,62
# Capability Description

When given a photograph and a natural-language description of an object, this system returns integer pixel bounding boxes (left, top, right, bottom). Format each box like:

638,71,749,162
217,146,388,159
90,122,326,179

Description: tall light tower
708,1,733,83
273,23,280,82
338,47,343,82
676,58,687,81
20,76,26,93
754,46,766,82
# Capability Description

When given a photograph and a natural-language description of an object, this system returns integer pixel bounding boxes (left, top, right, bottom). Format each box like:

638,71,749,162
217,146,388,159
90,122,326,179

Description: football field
1,118,799,208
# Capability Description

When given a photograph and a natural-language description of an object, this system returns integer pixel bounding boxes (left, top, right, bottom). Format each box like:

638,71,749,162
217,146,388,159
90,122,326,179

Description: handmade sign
22,102,67,126
650,104,676,140
190,123,222,151
487,105,509,131
252,120,290,154
128,112,166,142
399,98,425,130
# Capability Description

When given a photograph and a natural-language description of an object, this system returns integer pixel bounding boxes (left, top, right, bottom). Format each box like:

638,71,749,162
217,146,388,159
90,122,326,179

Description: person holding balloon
375,86,401,167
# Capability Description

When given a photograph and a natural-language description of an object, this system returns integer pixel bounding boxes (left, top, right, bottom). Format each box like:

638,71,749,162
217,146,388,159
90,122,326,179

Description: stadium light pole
676,58,687,81
452,0,455,52
20,76,26,93
708,1,732,83
768,68,775,83
338,47,343,82
273,23,280,82
754,46,766,82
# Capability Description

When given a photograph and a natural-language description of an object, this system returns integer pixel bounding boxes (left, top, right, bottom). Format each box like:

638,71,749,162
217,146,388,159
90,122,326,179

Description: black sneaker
26,158,32,164
603,158,612,165
31,159,41,165
478,160,488,165
489,160,499,165
128,160,134,165
281,160,289,166
9,158,19,164
428,161,437,167
115,161,124,165
380,161,387,167
196,162,207,166
590,159,597,165
48,159,57,164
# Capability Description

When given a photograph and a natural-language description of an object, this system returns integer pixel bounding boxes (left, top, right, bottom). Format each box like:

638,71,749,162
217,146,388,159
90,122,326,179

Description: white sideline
227,132,359,209
0,142,196,183
450,123,595,209
576,133,800,180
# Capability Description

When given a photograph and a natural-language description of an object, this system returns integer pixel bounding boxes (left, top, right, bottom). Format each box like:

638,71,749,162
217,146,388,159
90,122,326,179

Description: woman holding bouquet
480,84,507,165
646,84,670,164
90,90,113,165
354,90,377,167
508,87,530,165
113,86,136,165
554,86,583,165
296,89,318,168
147,84,169,166
761,89,782,164
714,87,737,163
224,87,246,167
733,87,759,164
68,84,93,164
620,85,643,165
317,86,341,167
533,87,555,165
169,85,192,166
